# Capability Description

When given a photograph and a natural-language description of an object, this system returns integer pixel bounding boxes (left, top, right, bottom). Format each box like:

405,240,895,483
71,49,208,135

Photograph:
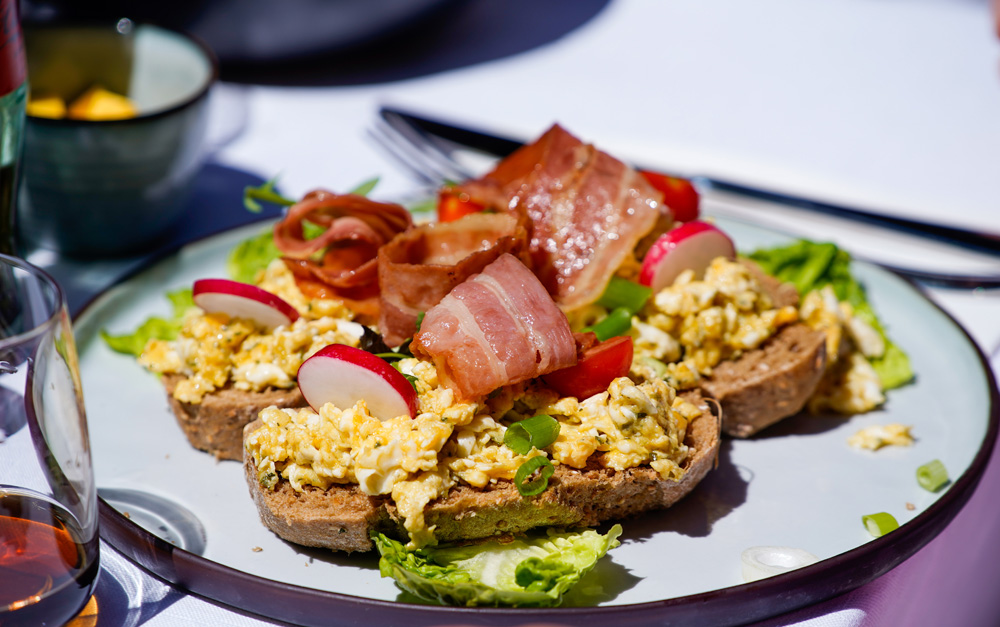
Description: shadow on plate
620,439,750,542
750,410,850,440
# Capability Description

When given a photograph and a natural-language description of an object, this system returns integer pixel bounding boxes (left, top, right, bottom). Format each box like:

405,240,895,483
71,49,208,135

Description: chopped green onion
597,277,653,313
916,459,948,492
504,414,560,455
415,311,425,332
582,307,633,341
862,512,899,538
513,456,554,497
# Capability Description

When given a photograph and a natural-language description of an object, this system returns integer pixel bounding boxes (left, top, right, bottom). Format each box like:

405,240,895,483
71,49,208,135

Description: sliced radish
193,278,299,330
638,221,736,293
297,344,418,420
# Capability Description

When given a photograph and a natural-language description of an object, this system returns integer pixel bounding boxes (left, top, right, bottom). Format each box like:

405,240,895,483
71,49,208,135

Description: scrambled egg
245,358,696,548
847,424,914,450
140,260,361,403
633,258,798,389
800,286,886,414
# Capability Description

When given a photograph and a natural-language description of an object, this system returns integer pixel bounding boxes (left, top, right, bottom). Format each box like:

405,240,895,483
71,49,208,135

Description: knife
379,106,1000,258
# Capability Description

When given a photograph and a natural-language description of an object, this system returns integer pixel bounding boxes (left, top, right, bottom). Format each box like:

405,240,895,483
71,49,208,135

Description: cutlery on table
371,106,1000,290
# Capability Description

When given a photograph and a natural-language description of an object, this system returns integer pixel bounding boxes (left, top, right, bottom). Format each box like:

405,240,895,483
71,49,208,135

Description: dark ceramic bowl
18,21,216,257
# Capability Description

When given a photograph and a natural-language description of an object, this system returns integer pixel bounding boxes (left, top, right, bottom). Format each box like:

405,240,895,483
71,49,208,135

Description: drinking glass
0,254,99,626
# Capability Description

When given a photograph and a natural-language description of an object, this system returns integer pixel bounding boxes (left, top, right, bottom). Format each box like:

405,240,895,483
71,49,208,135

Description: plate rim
79,218,1000,626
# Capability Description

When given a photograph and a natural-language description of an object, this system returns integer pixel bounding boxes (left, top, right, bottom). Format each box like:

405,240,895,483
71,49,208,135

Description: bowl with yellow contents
18,20,216,256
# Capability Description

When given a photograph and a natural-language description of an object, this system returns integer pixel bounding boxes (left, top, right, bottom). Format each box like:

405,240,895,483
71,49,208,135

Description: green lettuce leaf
747,240,913,389
100,288,194,356
373,525,622,607
227,226,281,284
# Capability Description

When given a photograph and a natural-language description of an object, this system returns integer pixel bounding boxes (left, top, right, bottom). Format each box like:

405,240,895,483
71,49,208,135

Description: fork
368,112,1000,290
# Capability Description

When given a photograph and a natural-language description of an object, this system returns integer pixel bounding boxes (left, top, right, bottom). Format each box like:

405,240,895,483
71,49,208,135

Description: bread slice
242,394,721,553
699,323,827,438
163,374,305,461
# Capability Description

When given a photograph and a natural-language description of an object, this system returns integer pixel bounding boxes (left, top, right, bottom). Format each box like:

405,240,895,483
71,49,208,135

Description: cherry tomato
543,336,634,400
639,170,700,223
437,189,484,222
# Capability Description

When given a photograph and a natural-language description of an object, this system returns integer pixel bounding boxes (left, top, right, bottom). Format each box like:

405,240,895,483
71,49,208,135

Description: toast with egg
163,374,305,460
241,392,720,553
697,262,826,437
699,323,827,438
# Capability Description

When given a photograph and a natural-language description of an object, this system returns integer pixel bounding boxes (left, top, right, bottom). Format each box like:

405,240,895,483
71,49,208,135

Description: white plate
74,217,998,626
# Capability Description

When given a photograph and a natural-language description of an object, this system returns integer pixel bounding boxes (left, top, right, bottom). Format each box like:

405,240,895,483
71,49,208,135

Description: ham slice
272,190,413,323
377,212,529,346
411,253,577,401
456,125,668,311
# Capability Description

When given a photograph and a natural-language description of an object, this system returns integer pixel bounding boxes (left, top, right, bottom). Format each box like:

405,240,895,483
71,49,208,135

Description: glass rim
0,253,66,351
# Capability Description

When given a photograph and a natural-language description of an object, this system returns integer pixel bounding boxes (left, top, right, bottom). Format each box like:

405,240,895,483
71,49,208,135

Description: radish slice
297,344,418,420
193,279,299,330
638,221,736,293
740,546,819,582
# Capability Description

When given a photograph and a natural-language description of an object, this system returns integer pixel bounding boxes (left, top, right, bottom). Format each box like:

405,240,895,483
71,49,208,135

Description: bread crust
242,395,721,553
163,374,306,460
699,323,827,438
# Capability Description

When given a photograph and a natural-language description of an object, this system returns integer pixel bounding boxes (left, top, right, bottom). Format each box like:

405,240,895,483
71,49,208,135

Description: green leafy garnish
101,288,195,356
373,525,622,607
349,176,379,197
227,226,282,284
747,240,913,389
243,176,295,213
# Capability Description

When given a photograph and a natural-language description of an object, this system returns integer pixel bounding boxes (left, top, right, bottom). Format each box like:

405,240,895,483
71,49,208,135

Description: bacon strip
273,190,413,323
412,253,576,401
456,125,668,311
377,212,529,346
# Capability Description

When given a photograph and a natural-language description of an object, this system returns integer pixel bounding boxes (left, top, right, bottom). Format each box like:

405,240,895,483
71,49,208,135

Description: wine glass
0,254,99,626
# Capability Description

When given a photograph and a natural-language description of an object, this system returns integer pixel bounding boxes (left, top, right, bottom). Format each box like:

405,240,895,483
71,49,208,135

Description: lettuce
227,226,281,284
373,525,622,607
100,288,194,356
747,240,913,389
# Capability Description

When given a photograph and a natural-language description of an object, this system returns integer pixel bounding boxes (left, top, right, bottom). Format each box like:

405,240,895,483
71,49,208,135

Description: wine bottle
0,0,26,256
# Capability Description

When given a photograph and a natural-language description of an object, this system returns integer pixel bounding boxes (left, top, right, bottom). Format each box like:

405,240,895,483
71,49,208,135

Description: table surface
24,1,1000,625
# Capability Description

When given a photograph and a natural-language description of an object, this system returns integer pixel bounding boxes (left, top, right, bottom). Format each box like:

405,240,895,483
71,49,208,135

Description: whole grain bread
163,374,306,460
242,394,721,553
699,323,827,438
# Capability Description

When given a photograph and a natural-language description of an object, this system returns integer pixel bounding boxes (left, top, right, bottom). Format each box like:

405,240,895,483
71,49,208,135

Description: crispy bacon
456,125,669,311
411,253,576,401
273,189,413,323
377,212,529,346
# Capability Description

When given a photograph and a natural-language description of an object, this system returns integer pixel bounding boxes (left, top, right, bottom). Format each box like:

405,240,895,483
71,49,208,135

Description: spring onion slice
862,512,899,538
582,307,633,341
740,546,819,582
597,277,653,314
505,415,560,455
916,459,948,492
514,456,555,497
